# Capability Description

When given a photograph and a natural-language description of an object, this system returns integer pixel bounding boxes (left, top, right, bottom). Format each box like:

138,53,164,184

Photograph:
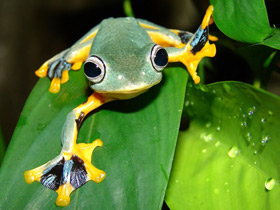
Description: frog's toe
49,70,69,93
55,183,73,206
60,69,69,84
72,61,83,70
49,77,61,93
24,139,105,206
76,139,106,183
35,61,49,78
36,56,72,93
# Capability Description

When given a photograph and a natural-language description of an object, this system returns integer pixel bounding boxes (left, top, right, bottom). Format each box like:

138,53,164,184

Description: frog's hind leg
24,139,104,206
24,92,114,206
167,5,217,84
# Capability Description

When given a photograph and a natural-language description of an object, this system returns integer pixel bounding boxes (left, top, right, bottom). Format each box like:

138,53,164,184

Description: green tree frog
24,6,216,206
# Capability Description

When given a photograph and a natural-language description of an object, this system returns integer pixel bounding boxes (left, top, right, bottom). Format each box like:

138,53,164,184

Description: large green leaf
210,0,280,49
166,82,280,209
263,28,280,50
0,66,187,209
0,127,5,165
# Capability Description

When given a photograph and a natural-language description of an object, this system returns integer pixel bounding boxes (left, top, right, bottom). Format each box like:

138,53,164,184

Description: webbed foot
183,5,217,84
35,52,84,94
168,5,217,84
36,55,75,93
24,139,105,207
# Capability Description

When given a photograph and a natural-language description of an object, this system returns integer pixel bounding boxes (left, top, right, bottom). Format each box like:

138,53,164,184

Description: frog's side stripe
190,26,209,55
40,155,88,191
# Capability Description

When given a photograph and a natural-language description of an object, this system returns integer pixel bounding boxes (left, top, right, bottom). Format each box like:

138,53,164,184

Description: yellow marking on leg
69,139,106,183
56,183,74,207
35,61,49,78
80,30,98,44
169,29,180,35
49,77,61,93
139,22,159,30
61,70,69,84
209,34,218,41
169,42,216,84
68,45,91,70
85,164,106,183
72,61,83,70
62,151,73,161
147,31,184,48
201,5,214,29
75,92,113,117
24,168,44,184
76,139,103,162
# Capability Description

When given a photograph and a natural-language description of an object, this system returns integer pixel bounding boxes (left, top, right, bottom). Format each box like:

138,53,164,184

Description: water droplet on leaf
261,135,271,145
265,178,275,191
205,122,211,128
215,141,221,147
200,132,213,142
228,146,239,158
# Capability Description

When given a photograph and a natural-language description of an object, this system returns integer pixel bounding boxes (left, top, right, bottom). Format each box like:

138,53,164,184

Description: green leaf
0,66,187,209
210,0,277,47
263,28,280,49
0,127,5,165
166,82,280,209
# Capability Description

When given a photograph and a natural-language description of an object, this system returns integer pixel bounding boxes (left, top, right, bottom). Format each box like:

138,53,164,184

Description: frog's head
83,44,168,99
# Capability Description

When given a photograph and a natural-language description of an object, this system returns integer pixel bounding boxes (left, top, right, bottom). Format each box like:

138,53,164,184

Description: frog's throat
96,80,161,100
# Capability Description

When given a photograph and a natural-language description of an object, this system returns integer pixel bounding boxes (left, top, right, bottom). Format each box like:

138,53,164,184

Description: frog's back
90,17,153,55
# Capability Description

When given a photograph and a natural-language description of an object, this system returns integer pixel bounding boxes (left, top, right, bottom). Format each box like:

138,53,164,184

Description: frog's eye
150,45,168,72
84,55,106,83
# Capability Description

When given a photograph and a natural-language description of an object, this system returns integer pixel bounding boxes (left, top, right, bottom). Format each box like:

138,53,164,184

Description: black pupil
154,49,168,67
84,62,101,78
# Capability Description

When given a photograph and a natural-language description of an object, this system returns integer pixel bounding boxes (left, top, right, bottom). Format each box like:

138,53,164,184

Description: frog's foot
24,139,105,207
178,37,216,84
35,56,84,94
35,56,72,93
168,5,217,84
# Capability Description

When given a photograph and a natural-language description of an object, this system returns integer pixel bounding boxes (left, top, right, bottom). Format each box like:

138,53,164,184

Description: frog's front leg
142,5,217,84
24,92,114,206
35,38,94,94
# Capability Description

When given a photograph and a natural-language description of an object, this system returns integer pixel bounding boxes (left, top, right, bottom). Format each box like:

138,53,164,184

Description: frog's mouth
96,81,160,100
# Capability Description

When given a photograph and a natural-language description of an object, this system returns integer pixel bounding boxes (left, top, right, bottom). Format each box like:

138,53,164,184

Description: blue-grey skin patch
40,155,88,191
47,55,71,79
41,158,65,191
70,155,88,189
178,31,193,44
190,26,209,55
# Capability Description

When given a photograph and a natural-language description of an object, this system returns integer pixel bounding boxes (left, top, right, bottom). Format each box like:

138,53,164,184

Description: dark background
0,0,279,145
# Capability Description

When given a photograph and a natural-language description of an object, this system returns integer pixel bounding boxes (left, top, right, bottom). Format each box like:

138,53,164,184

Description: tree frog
24,6,216,206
